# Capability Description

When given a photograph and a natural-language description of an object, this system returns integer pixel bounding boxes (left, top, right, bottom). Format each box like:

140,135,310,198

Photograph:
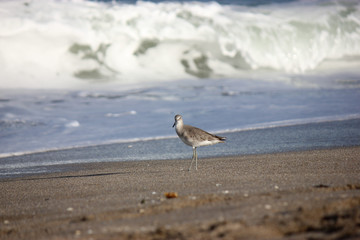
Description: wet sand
1,146,360,239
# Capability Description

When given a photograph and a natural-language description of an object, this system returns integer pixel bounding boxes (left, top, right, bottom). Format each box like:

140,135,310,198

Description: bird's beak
172,122,176,128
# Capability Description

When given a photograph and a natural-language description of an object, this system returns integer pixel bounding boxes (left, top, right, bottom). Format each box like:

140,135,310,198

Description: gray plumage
172,114,226,171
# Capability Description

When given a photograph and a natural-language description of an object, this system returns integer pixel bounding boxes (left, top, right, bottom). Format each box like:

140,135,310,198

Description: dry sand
1,146,360,240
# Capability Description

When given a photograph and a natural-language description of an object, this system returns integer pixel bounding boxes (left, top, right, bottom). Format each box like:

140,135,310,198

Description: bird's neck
175,121,184,132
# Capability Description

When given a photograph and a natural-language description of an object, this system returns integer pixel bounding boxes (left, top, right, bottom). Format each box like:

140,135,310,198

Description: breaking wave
0,0,360,88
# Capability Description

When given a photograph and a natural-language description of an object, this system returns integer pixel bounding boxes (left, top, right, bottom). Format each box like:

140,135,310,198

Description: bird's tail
216,135,226,142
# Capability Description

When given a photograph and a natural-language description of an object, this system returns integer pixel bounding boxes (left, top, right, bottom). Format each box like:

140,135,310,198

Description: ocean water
1,0,360,177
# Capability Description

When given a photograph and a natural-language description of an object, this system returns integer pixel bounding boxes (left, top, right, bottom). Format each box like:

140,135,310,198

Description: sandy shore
1,146,360,239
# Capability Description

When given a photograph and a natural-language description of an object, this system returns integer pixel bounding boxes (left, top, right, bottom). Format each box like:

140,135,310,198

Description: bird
172,114,226,171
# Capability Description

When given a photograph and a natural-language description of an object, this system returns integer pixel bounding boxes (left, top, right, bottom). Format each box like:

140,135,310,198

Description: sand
1,146,360,240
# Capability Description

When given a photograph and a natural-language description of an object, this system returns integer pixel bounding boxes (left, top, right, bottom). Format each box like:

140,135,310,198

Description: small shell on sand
164,192,178,199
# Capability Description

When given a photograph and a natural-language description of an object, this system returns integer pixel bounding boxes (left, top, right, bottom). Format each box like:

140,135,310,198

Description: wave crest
0,0,360,88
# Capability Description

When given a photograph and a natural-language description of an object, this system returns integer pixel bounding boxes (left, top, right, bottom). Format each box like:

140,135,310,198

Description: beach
1,146,359,240
1,1,360,239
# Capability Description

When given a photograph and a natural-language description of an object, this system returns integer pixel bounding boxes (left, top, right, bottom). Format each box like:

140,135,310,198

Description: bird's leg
195,147,198,170
188,147,196,171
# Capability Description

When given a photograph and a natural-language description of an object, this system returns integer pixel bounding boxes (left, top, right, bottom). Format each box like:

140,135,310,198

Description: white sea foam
218,113,360,134
65,120,80,128
0,0,359,89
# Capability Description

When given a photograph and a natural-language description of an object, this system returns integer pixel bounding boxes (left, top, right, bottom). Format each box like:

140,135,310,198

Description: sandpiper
172,114,226,171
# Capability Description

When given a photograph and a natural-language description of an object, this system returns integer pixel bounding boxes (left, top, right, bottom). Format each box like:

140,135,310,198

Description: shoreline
2,117,360,179
1,146,360,239
2,114,360,160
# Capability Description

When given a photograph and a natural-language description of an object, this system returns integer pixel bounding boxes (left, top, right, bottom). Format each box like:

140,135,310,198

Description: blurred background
0,0,359,157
